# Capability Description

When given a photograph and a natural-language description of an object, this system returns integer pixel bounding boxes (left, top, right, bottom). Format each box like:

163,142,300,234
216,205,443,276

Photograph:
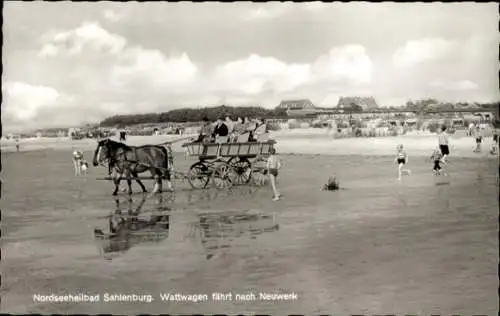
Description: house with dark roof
336,96,379,110
276,99,319,116
277,99,316,110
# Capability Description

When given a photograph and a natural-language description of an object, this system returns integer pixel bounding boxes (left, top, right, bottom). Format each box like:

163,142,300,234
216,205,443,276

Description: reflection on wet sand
195,210,279,260
93,195,171,259
183,186,262,204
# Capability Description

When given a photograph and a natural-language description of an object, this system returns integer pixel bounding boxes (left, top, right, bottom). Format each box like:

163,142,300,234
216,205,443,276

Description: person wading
437,125,450,164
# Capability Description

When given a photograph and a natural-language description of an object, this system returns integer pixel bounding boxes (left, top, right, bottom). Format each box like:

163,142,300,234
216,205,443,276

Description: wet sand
1,149,498,314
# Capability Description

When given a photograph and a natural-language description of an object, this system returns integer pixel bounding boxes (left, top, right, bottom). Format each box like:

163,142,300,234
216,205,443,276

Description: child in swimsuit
430,147,446,176
438,126,450,164
266,148,282,201
473,126,483,153
491,130,499,155
394,144,411,180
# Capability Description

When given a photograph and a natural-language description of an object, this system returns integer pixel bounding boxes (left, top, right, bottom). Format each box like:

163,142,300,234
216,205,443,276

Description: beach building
336,96,379,110
276,99,318,117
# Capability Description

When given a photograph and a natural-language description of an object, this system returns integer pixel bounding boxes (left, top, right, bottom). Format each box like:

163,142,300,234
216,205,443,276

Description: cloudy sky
3,2,499,132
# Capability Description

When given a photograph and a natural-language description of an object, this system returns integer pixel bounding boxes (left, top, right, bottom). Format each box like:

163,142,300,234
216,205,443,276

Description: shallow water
1,149,498,314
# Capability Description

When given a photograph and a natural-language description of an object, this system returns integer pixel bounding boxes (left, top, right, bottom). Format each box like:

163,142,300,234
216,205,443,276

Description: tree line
99,105,288,127
99,101,499,128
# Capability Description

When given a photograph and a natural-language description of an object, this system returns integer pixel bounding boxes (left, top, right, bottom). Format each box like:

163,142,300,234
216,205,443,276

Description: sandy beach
2,129,498,159
1,147,498,315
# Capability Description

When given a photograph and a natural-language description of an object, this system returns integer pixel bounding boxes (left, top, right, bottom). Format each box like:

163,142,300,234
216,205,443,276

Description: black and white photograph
1,1,499,314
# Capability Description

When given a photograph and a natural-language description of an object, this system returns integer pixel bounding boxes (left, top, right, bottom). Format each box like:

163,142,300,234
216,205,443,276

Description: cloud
1,82,83,132
385,35,499,103
312,45,373,85
244,3,292,20
31,21,374,127
392,38,459,67
38,22,127,57
103,9,123,22
429,79,478,91
2,82,61,122
110,50,198,90
211,54,311,95
301,1,330,12
211,44,372,97
39,21,199,95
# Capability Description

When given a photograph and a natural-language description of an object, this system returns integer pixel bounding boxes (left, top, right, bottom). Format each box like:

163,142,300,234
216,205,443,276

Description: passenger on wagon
213,117,229,143
251,118,268,141
225,116,234,135
246,117,257,133
196,117,213,143
230,117,246,142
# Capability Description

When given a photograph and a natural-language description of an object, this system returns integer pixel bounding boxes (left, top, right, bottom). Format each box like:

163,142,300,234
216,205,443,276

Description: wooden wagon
181,140,276,189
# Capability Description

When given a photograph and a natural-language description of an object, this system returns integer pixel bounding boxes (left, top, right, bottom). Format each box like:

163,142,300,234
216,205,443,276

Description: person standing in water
266,148,282,201
430,147,447,176
394,144,411,180
491,128,499,155
15,139,20,152
437,125,450,164
473,125,483,153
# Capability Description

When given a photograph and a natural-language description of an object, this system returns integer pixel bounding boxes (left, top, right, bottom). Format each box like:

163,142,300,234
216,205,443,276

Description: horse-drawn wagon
93,136,276,195
182,140,276,190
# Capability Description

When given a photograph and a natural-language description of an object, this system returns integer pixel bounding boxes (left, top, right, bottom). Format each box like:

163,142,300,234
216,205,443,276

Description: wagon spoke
211,163,236,190
228,157,252,185
187,162,211,189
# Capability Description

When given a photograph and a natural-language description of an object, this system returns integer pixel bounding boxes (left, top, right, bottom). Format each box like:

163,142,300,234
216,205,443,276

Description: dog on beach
73,150,88,176
254,169,269,186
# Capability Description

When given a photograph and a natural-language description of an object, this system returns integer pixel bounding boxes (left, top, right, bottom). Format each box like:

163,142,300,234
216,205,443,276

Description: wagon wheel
211,162,236,190
227,157,252,185
187,162,211,189
250,155,268,187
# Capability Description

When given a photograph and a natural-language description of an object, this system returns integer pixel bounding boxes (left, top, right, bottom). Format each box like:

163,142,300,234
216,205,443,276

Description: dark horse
92,138,172,196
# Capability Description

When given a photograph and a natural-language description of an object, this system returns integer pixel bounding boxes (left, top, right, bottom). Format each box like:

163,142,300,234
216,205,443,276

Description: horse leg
165,170,174,192
112,173,122,196
123,171,133,195
149,167,164,195
132,171,147,193
153,174,163,194
127,178,133,195
112,178,121,196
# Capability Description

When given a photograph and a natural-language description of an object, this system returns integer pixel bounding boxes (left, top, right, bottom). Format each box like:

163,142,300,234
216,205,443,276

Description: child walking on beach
438,126,450,164
266,148,282,201
430,147,447,176
394,144,411,180
473,126,483,153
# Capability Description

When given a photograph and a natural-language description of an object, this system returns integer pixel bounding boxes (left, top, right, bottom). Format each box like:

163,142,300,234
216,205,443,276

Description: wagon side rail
182,140,276,160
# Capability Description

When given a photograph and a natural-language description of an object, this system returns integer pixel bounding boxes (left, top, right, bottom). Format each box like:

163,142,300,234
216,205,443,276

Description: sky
2,2,499,132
